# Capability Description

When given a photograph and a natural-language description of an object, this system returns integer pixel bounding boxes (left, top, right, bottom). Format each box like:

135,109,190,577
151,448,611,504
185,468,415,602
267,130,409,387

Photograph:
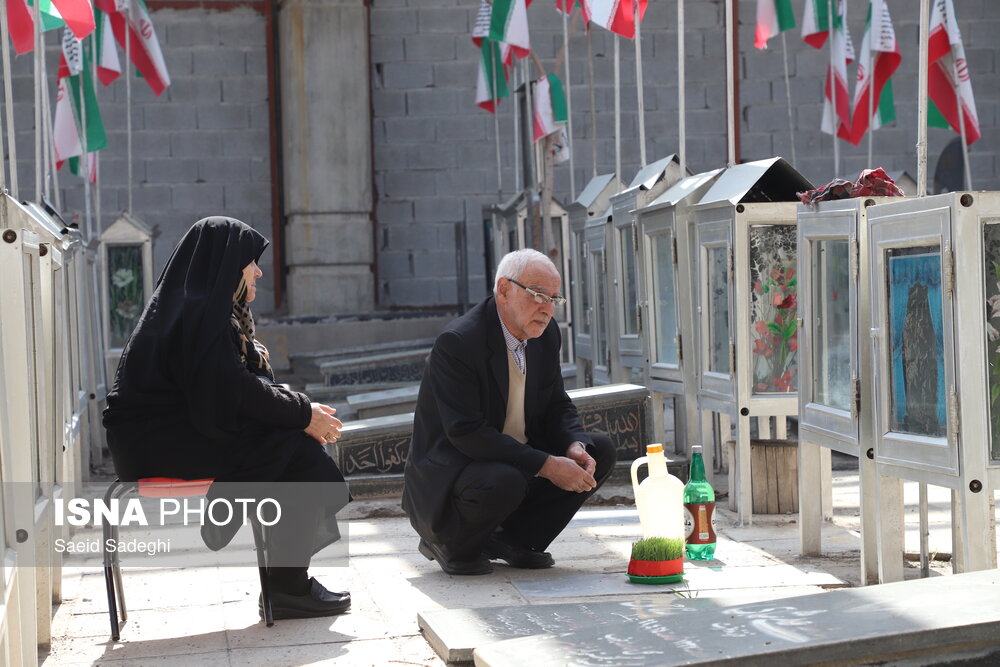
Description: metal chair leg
251,519,273,627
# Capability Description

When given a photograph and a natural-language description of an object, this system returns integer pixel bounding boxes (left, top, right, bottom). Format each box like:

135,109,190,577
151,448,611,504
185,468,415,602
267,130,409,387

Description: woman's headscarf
109,217,269,437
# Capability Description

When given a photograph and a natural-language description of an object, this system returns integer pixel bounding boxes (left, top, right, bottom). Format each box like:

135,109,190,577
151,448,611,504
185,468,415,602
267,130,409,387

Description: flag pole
46,38,61,212
33,0,42,200
725,0,735,166
614,33,621,191
126,23,133,214
634,0,646,168
587,28,597,179
828,0,839,177
677,0,685,174
491,42,502,200
917,0,930,197
0,0,19,197
780,33,796,167
952,59,973,191
513,61,521,191
561,6,576,198
40,31,54,203
867,14,874,169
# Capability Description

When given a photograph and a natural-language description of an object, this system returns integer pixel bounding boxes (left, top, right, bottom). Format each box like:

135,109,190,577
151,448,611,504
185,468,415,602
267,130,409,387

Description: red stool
102,478,274,640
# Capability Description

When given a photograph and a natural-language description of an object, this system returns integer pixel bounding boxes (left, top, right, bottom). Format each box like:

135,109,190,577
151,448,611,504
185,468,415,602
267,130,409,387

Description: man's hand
305,402,344,444
539,453,597,493
565,441,596,476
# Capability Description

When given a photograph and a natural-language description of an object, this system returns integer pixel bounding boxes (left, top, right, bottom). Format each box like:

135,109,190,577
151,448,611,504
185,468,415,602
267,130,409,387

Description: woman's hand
305,402,344,444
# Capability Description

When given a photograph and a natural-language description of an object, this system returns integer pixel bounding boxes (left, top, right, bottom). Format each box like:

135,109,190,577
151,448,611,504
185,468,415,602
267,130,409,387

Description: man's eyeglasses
508,279,567,306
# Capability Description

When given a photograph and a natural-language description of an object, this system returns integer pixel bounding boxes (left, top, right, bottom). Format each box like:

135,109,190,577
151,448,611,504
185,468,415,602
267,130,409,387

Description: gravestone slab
419,591,817,664
474,569,1000,666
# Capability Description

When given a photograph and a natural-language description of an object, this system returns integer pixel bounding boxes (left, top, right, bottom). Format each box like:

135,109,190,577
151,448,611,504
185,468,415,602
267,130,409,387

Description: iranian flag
586,0,647,40
533,73,567,141
846,0,900,146
473,1,512,64
556,0,590,24
489,0,531,60
927,0,980,145
476,39,509,113
96,0,170,96
95,8,121,85
46,0,96,40
804,0,853,139
5,0,94,54
755,0,795,50
53,30,107,181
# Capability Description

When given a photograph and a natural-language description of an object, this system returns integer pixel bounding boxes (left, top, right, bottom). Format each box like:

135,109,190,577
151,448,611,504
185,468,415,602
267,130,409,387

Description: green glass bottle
683,444,716,560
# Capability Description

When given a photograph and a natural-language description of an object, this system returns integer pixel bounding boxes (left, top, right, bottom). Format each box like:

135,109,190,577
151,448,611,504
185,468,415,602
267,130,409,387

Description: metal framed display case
609,155,683,382
691,157,813,524
568,174,620,384
584,207,614,385
637,168,724,455
796,196,904,584
489,189,574,363
868,191,1000,575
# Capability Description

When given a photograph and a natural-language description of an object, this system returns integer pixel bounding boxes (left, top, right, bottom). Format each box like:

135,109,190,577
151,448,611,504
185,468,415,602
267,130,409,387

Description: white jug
630,443,685,541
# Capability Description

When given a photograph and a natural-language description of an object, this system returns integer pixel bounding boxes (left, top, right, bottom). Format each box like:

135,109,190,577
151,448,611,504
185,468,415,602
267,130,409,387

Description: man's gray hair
493,249,557,295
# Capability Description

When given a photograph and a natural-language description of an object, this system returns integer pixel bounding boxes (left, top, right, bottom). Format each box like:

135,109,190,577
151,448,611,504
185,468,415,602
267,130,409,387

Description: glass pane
707,245,730,374
811,239,851,410
887,246,946,437
653,232,678,364
621,225,639,335
750,224,798,394
984,223,1000,461
107,245,145,348
577,232,590,335
594,249,609,368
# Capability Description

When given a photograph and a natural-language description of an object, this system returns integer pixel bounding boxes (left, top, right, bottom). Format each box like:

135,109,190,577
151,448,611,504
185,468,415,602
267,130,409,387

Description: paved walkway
41,471,984,666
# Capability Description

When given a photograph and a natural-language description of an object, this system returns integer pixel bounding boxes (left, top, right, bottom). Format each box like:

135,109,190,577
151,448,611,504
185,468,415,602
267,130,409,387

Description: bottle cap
646,443,663,454
691,444,703,454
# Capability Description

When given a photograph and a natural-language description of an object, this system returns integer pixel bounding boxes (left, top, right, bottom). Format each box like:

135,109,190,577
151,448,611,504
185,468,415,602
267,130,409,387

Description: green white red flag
927,0,980,145
476,39,509,113
846,0,900,146
53,30,107,182
803,0,853,140
489,0,531,60
755,0,795,50
95,7,122,85
801,0,829,49
533,73,568,141
586,0,647,40
5,0,95,54
555,0,590,24
96,0,170,96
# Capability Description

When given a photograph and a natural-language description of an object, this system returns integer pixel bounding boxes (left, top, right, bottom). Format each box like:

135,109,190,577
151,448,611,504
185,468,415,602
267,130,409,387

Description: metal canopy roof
639,167,725,214
695,157,813,207
570,173,618,214
621,154,681,194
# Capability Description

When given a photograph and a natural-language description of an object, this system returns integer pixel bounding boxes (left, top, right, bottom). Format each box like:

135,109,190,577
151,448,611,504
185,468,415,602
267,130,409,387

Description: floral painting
749,224,798,393
107,245,144,348
984,224,1000,460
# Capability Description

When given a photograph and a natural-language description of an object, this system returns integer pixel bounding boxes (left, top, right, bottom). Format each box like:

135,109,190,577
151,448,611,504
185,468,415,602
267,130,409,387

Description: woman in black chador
103,216,351,619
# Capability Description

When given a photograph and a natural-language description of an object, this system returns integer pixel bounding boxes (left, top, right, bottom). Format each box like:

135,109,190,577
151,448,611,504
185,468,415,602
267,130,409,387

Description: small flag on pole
533,72,568,141
54,31,107,181
804,0,853,140
927,0,980,145
846,0,900,146
96,0,171,96
586,0,647,40
489,0,531,59
755,0,795,50
476,39,510,113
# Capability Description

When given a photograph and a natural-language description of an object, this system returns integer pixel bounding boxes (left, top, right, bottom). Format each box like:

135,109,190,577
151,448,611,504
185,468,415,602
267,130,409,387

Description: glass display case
691,157,813,524
868,192,1000,574
609,155,683,381
568,174,620,382
636,169,724,454
584,209,613,385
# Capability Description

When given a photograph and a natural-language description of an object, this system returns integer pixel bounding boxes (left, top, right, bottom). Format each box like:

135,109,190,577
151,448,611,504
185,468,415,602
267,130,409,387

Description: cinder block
166,19,219,46
376,200,415,225
384,170,437,197
245,48,267,75
407,88,458,115
224,183,271,210
740,132,774,161
370,9,418,35
373,90,407,116
191,49,247,77
405,143,457,170
251,158,273,183
413,249,456,276
375,142,408,169
198,157,254,184
435,168,485,195
416,8,468,33
171,131,223,158
433,61,475,88
134,131,176,158
196,104,249,130
164,51,194,76
385,117,437,143
145,158,200,184
222,78,268,104
221,130,269,156
389,224,440,251
744,105,794,132
382,61,435,88
441,115,487,141
144,104,197,128
218,13,266,46
172,183,225,210
166,78,223,104
414,196,464,223
249,103,271,130
131,184,173,211
386,276,442,306
405,34,457,61
371,36,406,62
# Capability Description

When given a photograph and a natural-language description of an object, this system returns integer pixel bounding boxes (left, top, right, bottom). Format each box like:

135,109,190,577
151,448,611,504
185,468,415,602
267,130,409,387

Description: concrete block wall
371,0,1000,309
3,4,276,312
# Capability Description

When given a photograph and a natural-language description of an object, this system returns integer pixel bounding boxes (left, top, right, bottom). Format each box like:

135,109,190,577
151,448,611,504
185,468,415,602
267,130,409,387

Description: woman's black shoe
259,577,351,620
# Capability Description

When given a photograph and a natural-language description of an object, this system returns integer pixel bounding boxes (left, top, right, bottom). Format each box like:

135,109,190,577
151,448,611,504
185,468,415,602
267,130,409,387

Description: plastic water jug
630,443,685,540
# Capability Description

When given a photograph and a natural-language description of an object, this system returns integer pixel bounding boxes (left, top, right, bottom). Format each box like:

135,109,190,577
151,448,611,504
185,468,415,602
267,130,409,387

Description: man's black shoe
259,577,351,620
484,533,554,569
418,539,494,575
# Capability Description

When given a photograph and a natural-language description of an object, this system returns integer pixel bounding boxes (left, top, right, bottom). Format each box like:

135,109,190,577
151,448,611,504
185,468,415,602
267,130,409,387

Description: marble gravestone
472,569,1000,666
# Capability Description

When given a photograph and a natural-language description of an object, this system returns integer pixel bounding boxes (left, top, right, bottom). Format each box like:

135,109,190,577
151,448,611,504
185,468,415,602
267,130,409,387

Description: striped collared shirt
498,315,527,374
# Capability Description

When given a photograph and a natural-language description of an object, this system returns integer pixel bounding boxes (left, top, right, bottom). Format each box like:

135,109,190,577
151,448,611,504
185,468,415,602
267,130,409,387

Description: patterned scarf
231,276,273,380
